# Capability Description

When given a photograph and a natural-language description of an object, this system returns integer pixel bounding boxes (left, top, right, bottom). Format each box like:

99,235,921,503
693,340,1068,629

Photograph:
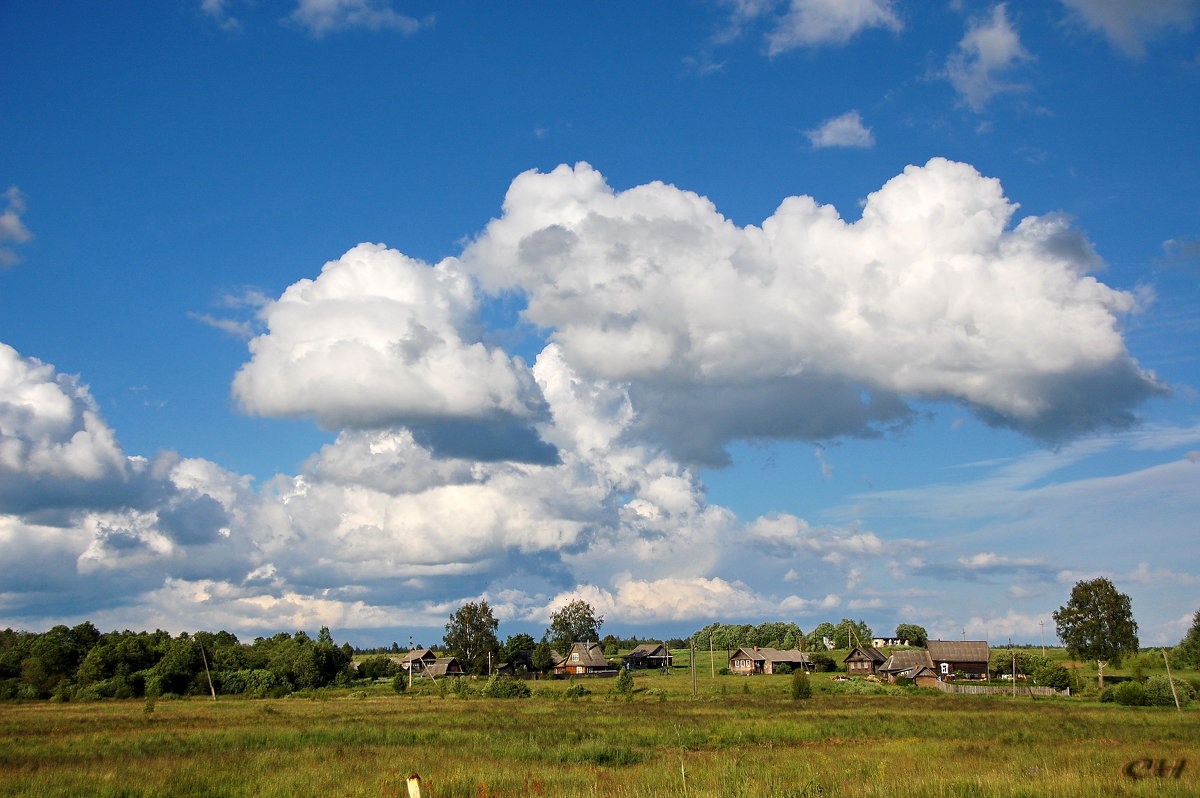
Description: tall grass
1,673,1196,797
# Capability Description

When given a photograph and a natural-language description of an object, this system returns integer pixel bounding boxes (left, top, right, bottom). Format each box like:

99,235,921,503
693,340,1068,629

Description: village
365,637,1074,699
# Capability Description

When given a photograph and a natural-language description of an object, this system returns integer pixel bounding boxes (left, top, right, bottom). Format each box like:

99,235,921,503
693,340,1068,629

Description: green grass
2,671,1197,797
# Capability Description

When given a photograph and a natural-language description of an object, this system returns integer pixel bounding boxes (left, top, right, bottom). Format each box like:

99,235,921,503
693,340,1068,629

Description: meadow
2,668,1196,798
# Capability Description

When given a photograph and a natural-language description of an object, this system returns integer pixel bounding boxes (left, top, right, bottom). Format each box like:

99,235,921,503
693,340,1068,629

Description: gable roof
731,646,810,664
400,648,436,663
844,646,887,664
926,640,989,663
880,650,933,673
623,643,670,659
556,642,612,669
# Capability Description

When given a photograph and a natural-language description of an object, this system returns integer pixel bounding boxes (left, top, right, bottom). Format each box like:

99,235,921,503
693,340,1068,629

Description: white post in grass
406,773,422,798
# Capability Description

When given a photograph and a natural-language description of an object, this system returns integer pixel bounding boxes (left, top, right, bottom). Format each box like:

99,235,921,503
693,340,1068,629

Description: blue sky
1,0,1198,648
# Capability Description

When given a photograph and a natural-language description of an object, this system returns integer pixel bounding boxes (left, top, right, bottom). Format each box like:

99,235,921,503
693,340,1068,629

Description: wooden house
728,646,812,675
399,648,437,674
926,640,989,680
843,645,887,675
621,643,673,670
422,656,465,678
879,649,934,682
553,642,617,676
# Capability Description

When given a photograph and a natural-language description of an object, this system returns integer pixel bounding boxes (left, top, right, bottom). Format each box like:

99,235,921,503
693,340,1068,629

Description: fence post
406,773,422,798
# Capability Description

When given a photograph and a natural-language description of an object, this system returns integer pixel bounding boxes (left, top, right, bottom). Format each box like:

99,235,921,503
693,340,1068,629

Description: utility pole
408,635,414,689
690,639,698,698
709,634,715,679
1162,649,1182,712
1039,621,1045,657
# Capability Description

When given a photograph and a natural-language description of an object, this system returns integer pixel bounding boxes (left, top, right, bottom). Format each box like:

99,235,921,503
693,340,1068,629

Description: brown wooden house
843,645,887,675
926,640,989,680
399,648,437,674
728,647,812,675
621,643,673,670
422,656,465,678
879,649,933,682
553,642,617,676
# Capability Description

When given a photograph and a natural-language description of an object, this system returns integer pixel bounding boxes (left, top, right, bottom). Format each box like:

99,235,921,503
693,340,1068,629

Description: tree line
0,623,353,701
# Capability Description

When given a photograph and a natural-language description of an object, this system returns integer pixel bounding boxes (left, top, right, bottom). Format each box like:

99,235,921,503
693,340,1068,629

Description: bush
1112,680,1147,706
1099,686,1115,703
1032,662,1071,691
614,668,633,695
392,673,408,694
775,663,794,675
894,676,914,688
1144,675,1194,707
449,677,474,698
809,654,836,672
564,683,590,698
481,675,532,698
790,670,812,700
717,666,730,676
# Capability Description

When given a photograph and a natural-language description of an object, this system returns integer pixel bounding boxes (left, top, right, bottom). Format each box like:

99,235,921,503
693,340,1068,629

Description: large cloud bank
0,159,1171,640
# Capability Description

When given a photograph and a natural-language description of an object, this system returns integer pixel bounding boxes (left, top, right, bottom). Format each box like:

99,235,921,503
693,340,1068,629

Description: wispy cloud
0,187,33,267
945,4,1033,111
1057,0,1200,57
289,0,433,38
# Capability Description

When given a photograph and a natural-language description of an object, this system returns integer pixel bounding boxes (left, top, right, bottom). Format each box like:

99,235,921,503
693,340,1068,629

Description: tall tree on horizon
1053,577,1138,688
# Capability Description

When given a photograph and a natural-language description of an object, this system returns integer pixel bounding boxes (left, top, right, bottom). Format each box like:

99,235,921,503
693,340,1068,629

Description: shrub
347,690,368,699
1112,680,1147,706
1032,662,1071,691
1099,686,1115,703
614,668,633,695
564,683,590,698
449,677,474,698
481,675,532,698
717,666,730,676
1144,675,1194,707
894,676,914,688
809,654,836,672
775,663,794,675
790,670,812,700
392,673,407,694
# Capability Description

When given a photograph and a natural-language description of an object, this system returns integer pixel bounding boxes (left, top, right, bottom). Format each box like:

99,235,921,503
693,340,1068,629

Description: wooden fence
933,680,1069,697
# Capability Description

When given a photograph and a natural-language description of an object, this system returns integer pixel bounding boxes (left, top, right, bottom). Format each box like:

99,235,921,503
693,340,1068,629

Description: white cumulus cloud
807,110,875,148
232,243,548,442
290,0,430,37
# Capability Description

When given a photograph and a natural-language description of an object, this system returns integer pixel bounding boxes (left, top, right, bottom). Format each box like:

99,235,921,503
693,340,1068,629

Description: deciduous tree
1172,608,1200,669
545,599,603,652
443,601,500,675
894,623,928,647
1052,577,1138,688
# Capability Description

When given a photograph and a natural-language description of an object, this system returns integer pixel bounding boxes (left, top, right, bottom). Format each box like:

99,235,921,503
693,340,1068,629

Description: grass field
2,669,1197,798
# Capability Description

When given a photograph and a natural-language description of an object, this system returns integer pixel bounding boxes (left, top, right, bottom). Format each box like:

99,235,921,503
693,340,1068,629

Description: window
570,652,580,662
940,662,949,675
